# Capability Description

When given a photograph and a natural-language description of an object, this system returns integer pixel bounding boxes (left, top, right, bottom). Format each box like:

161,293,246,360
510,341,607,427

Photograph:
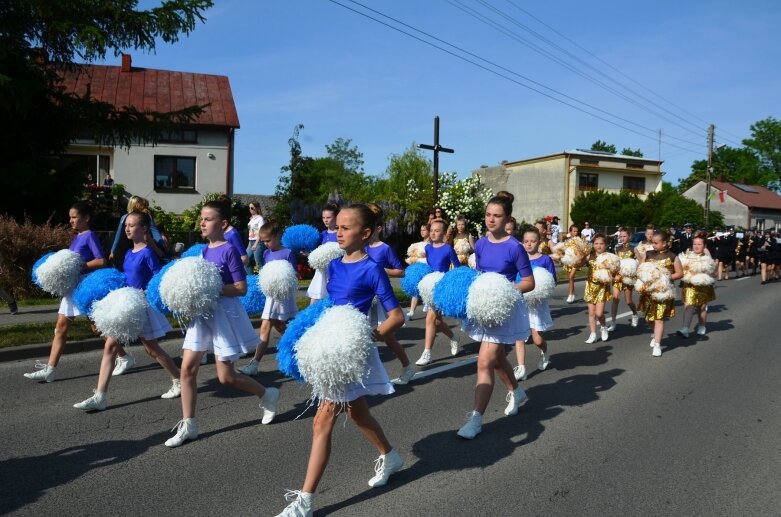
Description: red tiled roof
57,63,240,128
711,180,781,210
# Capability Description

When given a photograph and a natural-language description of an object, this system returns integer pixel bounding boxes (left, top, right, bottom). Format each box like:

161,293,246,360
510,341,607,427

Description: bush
0,215,72,298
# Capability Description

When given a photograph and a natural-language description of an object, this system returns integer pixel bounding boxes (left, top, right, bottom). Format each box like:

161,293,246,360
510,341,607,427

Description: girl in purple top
512,227,555,382
24,201,106,383
307,204,340,303
415,219,462,366
72,211,182,411
365,202,415,385
274,204,405,517
238,221,298,376
457,193,535,440
165,201,280,448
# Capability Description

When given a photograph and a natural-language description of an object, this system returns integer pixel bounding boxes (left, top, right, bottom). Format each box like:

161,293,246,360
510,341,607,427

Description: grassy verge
18,297,60,307
0,320,97,348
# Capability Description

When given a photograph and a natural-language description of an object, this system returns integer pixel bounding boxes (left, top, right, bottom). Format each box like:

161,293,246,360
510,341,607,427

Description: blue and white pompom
33,250,84,296
418,271,445,309
91,287,148,344
31,252,56,288
259,260,298,300
467,272,522,327
181,243,206,258
240,274,266,315
524,267,556,306
433,266,479,319
145,260,178,315
308,242,344,271
159,257,222,319
73,268,127,315
296,304,374,401
400,262,433,298
282,224,320,254
277,298,334,382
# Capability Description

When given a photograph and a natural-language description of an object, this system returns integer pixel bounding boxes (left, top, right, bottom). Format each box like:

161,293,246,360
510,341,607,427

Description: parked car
628,231,645,249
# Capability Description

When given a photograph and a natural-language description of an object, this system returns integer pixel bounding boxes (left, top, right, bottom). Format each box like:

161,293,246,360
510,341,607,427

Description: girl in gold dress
609,228,639,330
638,231,683,357
451,216,475,265
564,224,582,303
677,232,716,338
582,234,613,343
406,224,430,319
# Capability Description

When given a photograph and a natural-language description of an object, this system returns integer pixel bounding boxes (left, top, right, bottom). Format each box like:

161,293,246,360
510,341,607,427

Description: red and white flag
718,190,728,203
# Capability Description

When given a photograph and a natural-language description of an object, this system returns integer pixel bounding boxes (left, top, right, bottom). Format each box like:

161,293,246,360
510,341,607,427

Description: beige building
474,149,664,228
682,179,781,230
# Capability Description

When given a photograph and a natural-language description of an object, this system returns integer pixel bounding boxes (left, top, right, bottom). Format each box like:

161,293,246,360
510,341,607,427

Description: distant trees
590,140,644,157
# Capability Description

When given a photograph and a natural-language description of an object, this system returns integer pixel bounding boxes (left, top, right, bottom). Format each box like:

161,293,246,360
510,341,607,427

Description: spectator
246,201,265,274
581,221,595,242
109,196,166,268
550,216,561,243
103,173,114,187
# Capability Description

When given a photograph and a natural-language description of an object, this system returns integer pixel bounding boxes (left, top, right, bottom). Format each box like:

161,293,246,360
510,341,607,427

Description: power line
327,0,703,156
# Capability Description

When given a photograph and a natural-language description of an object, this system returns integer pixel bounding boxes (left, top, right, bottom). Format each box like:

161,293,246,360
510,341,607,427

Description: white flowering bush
439,174,493,235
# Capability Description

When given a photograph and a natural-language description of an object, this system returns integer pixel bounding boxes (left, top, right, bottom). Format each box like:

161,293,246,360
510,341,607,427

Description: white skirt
58,295,82,318
141,306,173,341
464,297,531,344
306,269,329,300
262,294,298,321
183,297,260,363
368,297,387,327
324,345,395,403
527,300,553,332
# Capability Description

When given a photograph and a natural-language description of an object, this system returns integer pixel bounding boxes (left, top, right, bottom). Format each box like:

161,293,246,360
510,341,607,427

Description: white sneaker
161,379,181,399
652,342,662,357
415,350,431,366
73,390,107,411
504,385,528,416
650,338,656,348
677,327,690,339
566,294,575,303
392,364,416,385
696,325,707,336
406,309,414,318
607,321,616,332
600,326,609,342
450,338,461,356
422,304,430,313
200,353,208,365
538,352,550,371
631,314,639,327
275,491,314,517
585,332,597,344
112,354,136,376
23,361,56,382
260,387,280,424
367,449,404,487
238,360,258,376
457,410,483,439
165,418,198,447
513,365,527,381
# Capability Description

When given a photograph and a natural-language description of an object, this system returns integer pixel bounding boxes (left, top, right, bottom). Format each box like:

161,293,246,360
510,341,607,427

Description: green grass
0,320,97,348
18,297,60,307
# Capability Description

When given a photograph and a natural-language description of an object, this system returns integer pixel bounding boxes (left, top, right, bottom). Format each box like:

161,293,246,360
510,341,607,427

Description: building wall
683,182,749,227
67,127,231,214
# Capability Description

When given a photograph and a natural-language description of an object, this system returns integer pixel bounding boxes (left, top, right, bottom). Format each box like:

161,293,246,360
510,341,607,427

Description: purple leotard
366,242,403,270
530,254,557,281
327,257,400,315
474,236,532,281
203,242,245,285
424,243,459,272
69,231,104,263
224,227,247,258
264,247,298,271
321,230,338,244
123,246,161,289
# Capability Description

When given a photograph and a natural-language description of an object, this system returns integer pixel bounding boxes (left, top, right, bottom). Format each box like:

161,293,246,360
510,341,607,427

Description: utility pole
418,116,454,203
704,124,715,228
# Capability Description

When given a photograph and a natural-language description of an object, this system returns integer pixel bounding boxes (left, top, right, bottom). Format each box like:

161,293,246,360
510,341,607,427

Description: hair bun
495,190,515,203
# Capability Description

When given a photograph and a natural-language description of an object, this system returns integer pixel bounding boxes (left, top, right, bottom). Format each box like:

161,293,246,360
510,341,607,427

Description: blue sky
120,0,780,195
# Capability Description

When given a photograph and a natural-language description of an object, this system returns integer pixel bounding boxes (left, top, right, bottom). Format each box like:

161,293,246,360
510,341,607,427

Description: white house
682,179,781,230
58,54,239,213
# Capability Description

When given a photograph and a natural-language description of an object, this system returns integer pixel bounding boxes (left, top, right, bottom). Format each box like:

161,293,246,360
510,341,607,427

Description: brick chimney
121,53,132,72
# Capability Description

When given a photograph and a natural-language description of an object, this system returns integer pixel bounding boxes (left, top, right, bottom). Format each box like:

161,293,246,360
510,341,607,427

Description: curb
1,316,265,363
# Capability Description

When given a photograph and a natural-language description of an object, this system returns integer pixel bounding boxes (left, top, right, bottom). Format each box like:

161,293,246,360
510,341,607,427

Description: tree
570,190,646,228
590,140,617,153
325,137,364,174
642,182,723,228
742,116,781,189
620,147,644,157
0,0,212,222
678,145,770,192
374,145,435,230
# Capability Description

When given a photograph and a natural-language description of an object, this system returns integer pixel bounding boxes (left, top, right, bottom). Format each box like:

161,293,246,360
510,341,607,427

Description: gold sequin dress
682,252,716,306
638,252,676,321
584,256,613,304
612,243,635,291
540,240,551,255
452,235,473,265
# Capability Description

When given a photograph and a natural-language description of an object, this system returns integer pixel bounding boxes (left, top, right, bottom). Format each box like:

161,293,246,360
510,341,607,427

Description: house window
578,173,599,191
154,156,196,191
158,128,198,144
622,176,646,194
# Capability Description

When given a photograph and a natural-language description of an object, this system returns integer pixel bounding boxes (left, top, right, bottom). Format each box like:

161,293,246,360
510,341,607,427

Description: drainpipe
564,155,573,229
225,128,234,195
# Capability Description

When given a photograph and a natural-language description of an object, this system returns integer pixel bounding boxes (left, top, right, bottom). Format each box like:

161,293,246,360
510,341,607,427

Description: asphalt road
1,277,779,516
